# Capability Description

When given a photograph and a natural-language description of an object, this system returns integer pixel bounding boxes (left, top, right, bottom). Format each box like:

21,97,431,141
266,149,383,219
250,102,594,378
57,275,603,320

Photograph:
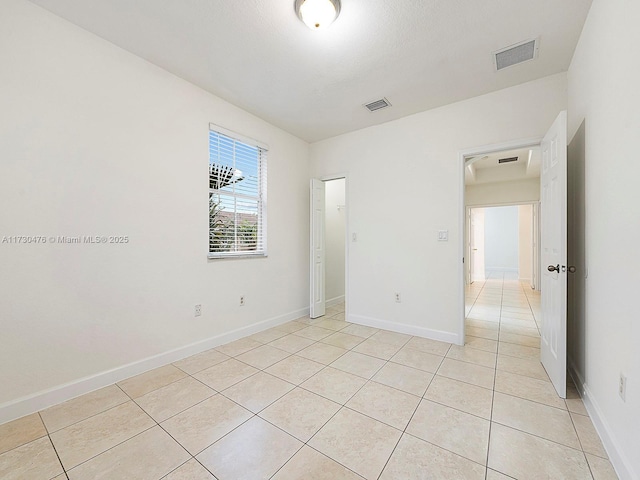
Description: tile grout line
467,279,494,480
521,279,542,333
258,325,372,478
567,399,598,480
482,277,595,478
373,348,444,480
206,316,370,470
156,457,210,480
483,274,503,478
161,345,308,476
211,348,431,480
29,386,144,476
264,382,370,478
468,276,530,479
264,323,441,479
381,341,495,476
487,418,594,454
38,390,132,438
38,411,70,480
265,338,384,480
153,402,238,478
42,402,143,473
59,423,159,476
53,371,217,476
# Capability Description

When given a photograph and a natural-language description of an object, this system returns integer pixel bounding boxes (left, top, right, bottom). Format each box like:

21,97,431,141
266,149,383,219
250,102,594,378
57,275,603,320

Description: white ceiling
28,0,592,142
465,147,541,185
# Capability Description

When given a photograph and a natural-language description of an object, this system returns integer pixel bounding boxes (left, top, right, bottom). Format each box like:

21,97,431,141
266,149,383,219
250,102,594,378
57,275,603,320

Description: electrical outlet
194,304,202,317
395,292,401,303
240,296,245,306
619,373,627,401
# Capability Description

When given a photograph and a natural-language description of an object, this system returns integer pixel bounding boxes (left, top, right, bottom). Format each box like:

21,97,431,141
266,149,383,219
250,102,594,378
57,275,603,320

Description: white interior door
310,179,326,318
471,208,485,282
532,202,541,290
540,111,568,398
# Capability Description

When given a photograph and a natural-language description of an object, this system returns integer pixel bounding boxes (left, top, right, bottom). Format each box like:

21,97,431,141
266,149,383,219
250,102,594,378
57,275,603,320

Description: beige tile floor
0,281,619,479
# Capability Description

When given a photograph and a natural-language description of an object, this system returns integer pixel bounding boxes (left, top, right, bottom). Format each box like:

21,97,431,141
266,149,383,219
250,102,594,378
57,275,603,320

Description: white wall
484,206,519,274
324,178,346,304
466,178,539,206
518,204,533,283
310,73,567,342
0,0,309,419
567,118,587,412
568,0,640,477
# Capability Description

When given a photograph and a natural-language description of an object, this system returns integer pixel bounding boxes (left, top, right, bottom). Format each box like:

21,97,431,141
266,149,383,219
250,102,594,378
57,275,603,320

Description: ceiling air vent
364,98,391,112
498,156,519,164
494,39,538,71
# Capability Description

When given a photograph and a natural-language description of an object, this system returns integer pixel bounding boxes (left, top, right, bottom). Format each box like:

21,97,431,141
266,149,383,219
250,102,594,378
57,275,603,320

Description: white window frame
208,123,268,259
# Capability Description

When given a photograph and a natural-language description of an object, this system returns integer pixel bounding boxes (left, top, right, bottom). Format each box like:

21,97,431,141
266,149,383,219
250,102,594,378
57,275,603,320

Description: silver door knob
547,264,560,273
568,266,577,273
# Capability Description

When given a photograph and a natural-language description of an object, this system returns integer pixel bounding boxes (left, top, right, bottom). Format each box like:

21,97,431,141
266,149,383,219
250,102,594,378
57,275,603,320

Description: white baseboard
0,307,309,425
348,314,459,345
567,356,586,395
568,361,636,480
326,295,345,307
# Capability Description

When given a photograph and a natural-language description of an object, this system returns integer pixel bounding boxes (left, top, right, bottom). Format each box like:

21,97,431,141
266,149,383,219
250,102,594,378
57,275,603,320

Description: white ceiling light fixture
294,0,341,30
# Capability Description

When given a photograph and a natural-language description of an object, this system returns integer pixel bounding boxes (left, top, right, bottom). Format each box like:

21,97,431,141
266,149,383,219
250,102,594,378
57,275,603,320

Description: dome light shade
295,0,341,30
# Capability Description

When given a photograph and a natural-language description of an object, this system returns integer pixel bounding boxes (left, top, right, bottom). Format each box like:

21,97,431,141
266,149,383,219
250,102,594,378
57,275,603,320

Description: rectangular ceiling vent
494,39,538,71
364,98,391,112
498,156,519,164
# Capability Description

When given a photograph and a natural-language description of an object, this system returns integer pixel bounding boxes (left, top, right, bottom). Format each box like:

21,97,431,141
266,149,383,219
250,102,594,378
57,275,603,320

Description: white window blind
208,125,267,258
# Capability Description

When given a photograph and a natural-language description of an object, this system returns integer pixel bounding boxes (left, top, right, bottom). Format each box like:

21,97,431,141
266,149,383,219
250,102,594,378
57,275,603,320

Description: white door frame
466,207,475,285
311,173,349,319
458,138,542,343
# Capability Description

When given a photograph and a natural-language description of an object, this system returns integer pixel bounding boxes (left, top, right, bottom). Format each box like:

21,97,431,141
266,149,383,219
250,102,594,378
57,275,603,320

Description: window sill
208,252,268,260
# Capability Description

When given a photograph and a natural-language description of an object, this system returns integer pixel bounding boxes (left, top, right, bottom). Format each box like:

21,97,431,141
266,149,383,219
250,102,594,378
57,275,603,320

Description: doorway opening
465,202,542,335
310,176,347,319
460,142,543,343
324,178,346,309
459,112,569,398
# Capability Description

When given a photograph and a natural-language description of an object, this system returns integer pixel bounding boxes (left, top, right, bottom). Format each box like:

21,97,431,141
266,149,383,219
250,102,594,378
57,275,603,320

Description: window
208,124,267,258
